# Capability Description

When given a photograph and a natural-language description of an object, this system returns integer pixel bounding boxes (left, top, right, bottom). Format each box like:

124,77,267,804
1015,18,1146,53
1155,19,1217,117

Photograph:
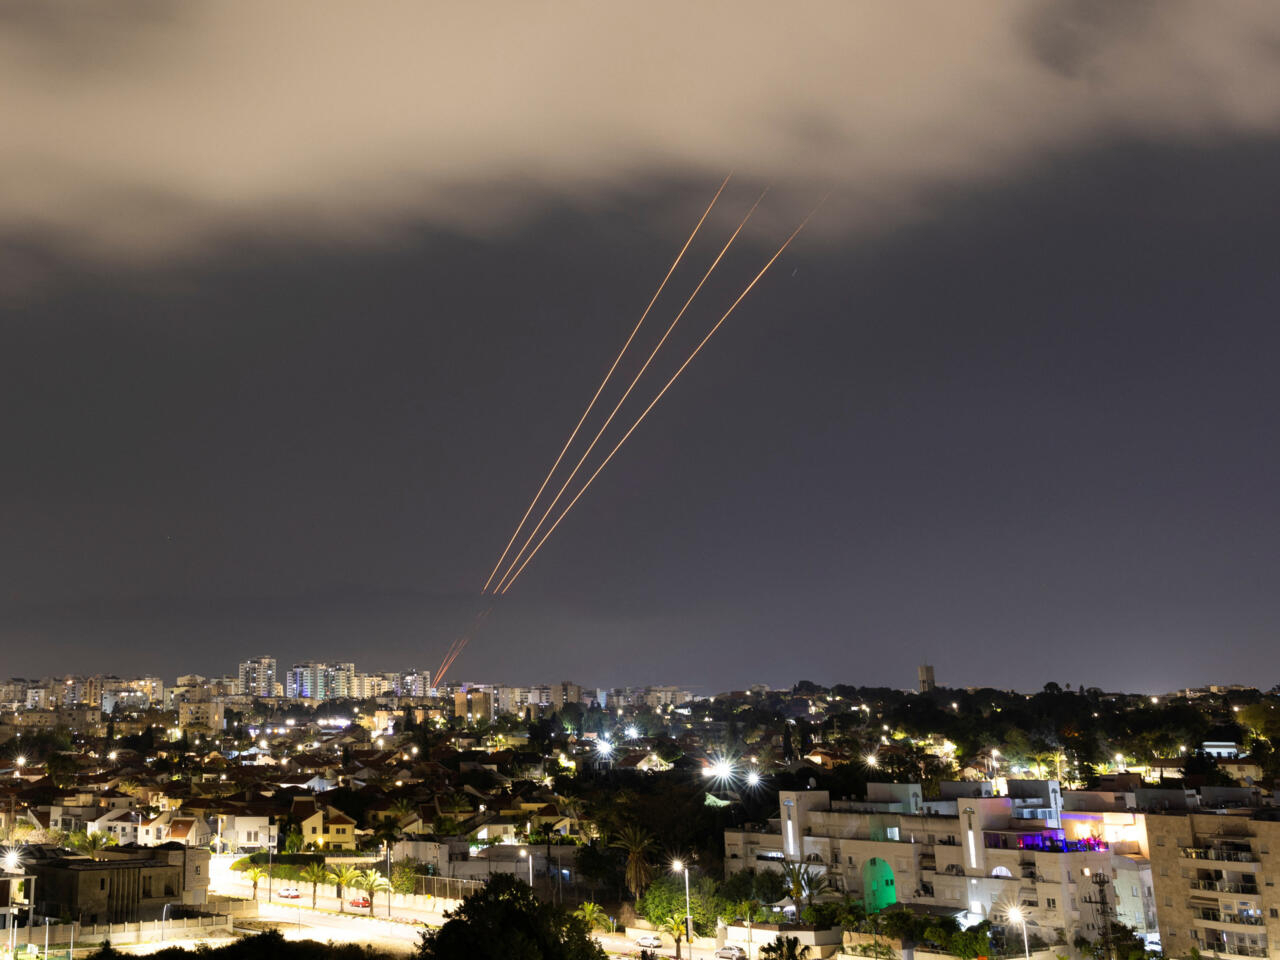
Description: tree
760,935,811,960
283,828,305,854
388,798,416,822
573,901,608,931
328,865,361,913
244,866,268,901
416,873,605,960
780,862,829,910
299,863,329,909
610,824,655,900
355,868,392,917
657,916,687,960
69,831,118,858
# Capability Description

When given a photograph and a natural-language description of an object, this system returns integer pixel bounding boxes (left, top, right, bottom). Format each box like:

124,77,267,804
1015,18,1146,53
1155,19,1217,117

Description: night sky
4,2,1280,692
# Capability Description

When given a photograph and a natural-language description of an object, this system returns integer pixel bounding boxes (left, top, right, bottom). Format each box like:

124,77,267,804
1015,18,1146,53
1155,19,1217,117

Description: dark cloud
2,1,1279,265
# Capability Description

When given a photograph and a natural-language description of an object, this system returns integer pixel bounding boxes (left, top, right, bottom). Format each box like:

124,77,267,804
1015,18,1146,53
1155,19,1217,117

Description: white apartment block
726,782,1147,948
237,657,277,698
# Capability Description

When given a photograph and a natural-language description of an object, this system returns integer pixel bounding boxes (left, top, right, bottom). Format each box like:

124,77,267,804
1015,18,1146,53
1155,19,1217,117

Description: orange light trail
432,607,490,687
479,173,733,593
498,203,822,595
491,189,768,594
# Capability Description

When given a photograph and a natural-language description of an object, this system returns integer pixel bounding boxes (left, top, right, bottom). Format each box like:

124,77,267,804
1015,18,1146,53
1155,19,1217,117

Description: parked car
634,934,663,949
350,896,372,908
715,948,747,960
276,887,301,899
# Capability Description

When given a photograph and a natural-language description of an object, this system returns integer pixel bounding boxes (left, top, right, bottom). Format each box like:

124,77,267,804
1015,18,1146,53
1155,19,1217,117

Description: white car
634,934,664,949
716,948,747,960
276,887,301,899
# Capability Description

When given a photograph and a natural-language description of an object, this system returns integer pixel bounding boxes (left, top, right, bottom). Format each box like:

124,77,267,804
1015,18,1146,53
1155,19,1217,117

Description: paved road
212,873,450,927
256,902,426,953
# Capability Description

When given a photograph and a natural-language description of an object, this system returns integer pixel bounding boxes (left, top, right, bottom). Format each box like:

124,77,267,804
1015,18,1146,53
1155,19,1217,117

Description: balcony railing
1210,947,1268,959
1195,911,1265,927
1190,879,1259,895
1182,847,1259,863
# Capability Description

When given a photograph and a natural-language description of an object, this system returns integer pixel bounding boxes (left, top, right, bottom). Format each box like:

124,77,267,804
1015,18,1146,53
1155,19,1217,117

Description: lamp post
520,849,533,886
672,860,692,953
1007,906,1029,960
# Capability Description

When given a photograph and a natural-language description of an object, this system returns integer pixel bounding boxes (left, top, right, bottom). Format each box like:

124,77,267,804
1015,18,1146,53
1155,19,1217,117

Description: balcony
1201,940,1268,959
1194,910,1266,928
1189,879,1260,896
1181,846,1259,864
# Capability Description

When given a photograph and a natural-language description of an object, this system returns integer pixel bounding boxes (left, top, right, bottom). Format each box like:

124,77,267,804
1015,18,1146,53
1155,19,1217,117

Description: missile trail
498,203,822,595
491,189,768,594
479,173,733,593
432,607,491,687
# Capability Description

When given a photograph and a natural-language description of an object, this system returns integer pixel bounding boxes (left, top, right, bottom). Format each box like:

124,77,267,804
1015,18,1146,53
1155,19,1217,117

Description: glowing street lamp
672,860,692,943
705,757,734,781
625,726,639,740
863,753,879,768
519,848,533,885
746,770,762,788
1007,906,1030,960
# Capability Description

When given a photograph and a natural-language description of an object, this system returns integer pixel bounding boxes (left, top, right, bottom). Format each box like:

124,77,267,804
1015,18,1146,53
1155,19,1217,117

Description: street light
1007,906,1030,960
519,848,533,886
672,860,692,946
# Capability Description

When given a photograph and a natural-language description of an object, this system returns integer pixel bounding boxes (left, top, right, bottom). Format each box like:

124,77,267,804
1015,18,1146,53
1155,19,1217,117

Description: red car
349,896,371,908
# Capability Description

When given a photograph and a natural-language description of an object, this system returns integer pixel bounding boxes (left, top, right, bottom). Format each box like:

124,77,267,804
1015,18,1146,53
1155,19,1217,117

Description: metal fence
413,875,485,900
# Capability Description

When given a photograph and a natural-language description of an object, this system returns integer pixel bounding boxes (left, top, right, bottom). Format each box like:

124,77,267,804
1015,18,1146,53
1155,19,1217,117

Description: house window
1046,898,1056,909
1270,909,1278,919
100,879,106,891
1165,896,1173,907
1155,837,1165,846
311,827,317,834
195,867,201,876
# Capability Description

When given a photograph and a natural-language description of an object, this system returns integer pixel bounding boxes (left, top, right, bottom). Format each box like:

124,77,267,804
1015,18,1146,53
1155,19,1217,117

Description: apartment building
285,662,356,700
726,783,1123,948
237,657,277,698
1147,811,1279,959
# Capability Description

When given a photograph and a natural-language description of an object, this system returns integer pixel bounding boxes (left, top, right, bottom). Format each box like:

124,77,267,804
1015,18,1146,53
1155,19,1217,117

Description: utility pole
1081,870,1114,960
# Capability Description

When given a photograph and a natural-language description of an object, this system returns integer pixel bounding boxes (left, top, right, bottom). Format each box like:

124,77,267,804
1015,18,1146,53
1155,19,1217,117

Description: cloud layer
5,0,1280,258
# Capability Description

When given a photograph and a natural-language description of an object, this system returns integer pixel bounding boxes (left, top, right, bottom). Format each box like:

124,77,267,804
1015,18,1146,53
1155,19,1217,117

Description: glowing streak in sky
498,203,821,594
492,189,768,594
480,173,732,593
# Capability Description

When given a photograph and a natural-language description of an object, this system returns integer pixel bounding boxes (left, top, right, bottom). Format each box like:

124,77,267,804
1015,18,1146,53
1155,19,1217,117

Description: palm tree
328,865,361,913
69,830,118,858
573,901,608,931
300,862,329,909
781,862,829,910
760,935,811,960
355,868,392,917
610,824,655,900
657,916,686,960
244,866,268,900
387,798,416,824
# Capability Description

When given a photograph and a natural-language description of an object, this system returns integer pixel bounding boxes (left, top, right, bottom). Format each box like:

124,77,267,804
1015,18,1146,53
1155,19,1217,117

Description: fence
412,875,484,900
9,913,236,953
